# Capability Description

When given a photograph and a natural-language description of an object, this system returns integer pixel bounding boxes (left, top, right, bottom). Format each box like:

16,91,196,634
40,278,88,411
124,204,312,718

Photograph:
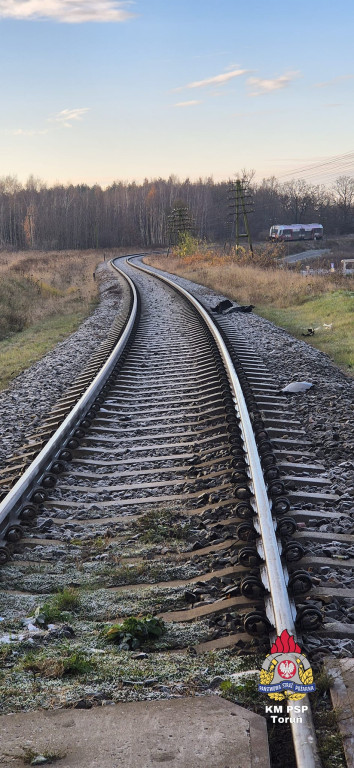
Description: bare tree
333,176,354,231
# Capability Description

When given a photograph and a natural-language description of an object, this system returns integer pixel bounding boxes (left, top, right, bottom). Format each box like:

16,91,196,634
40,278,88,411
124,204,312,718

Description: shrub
175,232,200,258
105,615,166,650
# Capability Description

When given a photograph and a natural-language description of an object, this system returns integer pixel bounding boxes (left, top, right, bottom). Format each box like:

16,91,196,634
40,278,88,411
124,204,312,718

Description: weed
21,746,65,764
317,729,345,768
220,674,262,711
21,648,94,678
313,668,333,697
33,587,80,625
61,650,94,676
0,644,13,665
133,508,191,544
54,587,80,612
105,615,166,650
107,562,165,586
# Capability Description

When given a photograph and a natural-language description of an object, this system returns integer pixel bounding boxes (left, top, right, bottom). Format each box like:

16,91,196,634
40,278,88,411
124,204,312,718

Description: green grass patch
33,587,81,625
257,290,354,371
21,647,94,679
0,308,96,390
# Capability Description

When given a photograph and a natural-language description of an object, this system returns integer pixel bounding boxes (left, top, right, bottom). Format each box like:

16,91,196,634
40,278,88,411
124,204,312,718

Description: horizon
1,163,352,191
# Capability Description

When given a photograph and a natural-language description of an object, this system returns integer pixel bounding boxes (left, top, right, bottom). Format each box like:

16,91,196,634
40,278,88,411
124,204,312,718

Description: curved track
0,255,352,768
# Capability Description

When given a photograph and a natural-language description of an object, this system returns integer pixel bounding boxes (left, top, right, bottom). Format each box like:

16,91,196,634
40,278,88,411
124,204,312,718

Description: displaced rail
0,255,351,768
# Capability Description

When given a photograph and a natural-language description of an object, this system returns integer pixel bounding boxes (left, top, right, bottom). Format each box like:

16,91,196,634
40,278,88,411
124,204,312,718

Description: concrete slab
325,657,354,768
0,697,270,768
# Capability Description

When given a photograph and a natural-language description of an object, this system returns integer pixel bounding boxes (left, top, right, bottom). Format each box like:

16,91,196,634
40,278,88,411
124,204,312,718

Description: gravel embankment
0,262,123,468
146,263,354,486
141,262,354,654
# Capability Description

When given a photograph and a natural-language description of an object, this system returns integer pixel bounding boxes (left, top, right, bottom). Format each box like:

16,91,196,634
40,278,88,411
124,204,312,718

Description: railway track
0,255,352,768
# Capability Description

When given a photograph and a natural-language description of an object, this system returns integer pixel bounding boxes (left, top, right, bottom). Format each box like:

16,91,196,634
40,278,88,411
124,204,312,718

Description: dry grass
0,248,129,388
148,248,354,308
0,249,106,339
146,248,354,372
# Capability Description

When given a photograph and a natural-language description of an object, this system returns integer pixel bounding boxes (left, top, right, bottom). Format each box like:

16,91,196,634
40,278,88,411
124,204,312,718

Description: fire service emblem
258,629,316,701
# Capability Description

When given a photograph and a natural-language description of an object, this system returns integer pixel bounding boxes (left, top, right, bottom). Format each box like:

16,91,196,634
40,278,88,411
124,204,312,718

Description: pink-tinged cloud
248,72,299,96
0,0,135,23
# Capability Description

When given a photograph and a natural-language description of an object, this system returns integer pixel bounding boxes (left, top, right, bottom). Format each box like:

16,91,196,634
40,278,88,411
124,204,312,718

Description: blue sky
0,0,353,186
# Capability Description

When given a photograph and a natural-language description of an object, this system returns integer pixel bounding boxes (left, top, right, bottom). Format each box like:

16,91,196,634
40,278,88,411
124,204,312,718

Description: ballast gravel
145,260,354,487
143,259,354,653
0,254,353,663
1,254,353,507
0,262,123,468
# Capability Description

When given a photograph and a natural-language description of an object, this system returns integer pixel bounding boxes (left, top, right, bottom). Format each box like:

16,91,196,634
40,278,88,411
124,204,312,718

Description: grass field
0,312,94,390
147,249,354,373
0,248,125,390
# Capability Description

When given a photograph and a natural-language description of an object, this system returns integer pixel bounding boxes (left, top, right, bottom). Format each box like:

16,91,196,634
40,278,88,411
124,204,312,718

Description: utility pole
167,203,194,254
228,178,254,255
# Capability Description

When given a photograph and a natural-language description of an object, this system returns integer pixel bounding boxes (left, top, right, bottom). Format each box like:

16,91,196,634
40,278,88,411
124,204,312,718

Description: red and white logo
278,660,296,679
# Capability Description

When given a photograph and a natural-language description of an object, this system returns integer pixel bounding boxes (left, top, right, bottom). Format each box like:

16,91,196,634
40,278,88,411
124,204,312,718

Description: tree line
0,173,353,251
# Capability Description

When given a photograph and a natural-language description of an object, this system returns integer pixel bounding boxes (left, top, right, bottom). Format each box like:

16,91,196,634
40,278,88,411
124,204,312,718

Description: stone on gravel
281,381,313,393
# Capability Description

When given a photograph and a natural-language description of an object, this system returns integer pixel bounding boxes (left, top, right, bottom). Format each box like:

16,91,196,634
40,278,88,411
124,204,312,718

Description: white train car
269,223,323,241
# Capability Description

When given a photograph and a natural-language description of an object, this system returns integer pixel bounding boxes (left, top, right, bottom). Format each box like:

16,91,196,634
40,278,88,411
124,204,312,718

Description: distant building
341,259,354,275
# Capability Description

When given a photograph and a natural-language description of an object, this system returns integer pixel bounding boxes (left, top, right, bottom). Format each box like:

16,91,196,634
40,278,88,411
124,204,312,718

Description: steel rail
123,255,320,768
0,263,137,540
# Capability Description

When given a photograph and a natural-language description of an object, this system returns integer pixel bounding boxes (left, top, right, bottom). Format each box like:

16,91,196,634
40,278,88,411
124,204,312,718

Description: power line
277,150,354,182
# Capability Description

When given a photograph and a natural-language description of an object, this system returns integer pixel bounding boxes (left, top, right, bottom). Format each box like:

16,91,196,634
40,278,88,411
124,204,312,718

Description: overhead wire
276,150,354,183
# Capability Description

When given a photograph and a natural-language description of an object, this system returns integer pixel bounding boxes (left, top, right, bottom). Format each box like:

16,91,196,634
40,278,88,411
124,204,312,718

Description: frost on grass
0,644,253,714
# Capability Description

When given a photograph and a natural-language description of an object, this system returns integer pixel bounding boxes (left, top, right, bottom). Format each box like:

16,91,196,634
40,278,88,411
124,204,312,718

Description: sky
0,0,354,187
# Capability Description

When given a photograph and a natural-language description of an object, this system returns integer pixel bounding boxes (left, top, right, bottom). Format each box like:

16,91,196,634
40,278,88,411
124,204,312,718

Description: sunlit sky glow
0,0,353,186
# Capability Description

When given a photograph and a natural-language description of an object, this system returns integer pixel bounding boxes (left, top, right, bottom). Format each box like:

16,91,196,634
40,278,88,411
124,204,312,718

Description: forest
0,173,354,251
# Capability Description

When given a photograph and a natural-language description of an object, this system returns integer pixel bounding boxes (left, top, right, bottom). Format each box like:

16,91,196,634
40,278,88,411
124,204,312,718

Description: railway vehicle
269,223,323,241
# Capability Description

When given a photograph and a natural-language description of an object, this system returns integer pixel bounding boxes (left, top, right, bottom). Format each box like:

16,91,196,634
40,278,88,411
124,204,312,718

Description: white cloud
175,68,247,92
174,100,201,107
12,128,48,135
0,0,135,23
49,107,90,127
314,74,353,88
248,72,299,96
